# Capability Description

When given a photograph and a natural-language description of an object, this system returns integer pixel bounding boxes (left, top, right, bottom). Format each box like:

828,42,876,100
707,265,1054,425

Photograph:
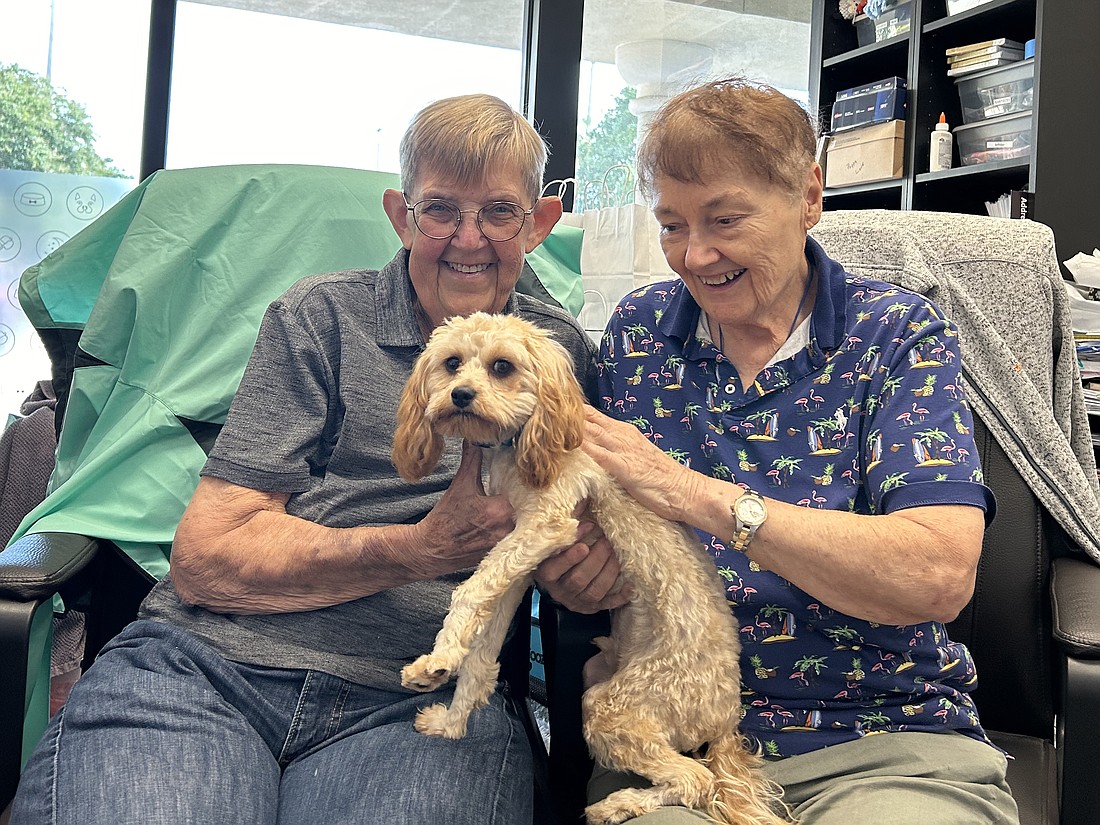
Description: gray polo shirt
140,251,596,690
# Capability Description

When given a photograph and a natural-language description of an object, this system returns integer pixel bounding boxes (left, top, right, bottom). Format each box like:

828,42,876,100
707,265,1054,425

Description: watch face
737,495,767,523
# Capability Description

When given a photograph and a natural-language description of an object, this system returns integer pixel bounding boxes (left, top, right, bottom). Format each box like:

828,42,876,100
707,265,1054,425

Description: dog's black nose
451,387,476,408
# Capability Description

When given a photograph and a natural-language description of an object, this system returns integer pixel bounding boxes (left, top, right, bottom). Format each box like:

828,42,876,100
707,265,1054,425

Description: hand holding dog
412,440,516,577
419,442,630,609
534,509,632,614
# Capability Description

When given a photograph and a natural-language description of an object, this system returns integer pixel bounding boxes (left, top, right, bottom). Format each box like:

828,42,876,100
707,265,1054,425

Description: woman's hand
413,440,516,577
580,406,703,524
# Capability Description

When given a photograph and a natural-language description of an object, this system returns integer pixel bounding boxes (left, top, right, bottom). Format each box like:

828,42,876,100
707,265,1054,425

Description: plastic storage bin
953,111,1032,166
955,58,1034,124
854,1,912,47
947,0,995,14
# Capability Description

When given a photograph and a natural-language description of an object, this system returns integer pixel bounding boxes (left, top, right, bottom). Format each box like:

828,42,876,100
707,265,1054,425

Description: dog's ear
515,336,585,489
392,352,445,480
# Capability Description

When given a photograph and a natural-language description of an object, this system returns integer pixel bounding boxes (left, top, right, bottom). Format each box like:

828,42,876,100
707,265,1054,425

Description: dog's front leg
401,518,574,735
412,576,531,738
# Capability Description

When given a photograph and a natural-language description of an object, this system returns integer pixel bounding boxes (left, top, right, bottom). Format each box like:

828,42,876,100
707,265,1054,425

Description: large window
1,0,149,416
571,0,811,333
0,0,813,415
167,1,528,174
575,0,812,208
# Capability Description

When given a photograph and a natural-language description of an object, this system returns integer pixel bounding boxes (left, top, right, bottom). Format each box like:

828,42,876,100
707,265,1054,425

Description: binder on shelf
1010,190,1035,220
831,77,907,132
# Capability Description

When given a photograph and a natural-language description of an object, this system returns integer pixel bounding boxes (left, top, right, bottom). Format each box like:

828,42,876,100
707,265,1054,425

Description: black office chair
543,210,1100,825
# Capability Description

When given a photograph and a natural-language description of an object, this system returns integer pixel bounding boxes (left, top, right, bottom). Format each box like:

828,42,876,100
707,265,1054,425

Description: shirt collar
657,236,848,360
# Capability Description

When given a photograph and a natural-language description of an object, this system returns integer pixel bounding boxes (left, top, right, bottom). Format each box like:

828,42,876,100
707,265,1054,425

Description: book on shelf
1010,190,1035,220
947,57,1020,77
947,47,1024,66
945,38,1024,56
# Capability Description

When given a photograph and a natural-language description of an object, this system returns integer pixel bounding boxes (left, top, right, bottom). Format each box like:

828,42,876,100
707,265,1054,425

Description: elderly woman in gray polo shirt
10,94,607,825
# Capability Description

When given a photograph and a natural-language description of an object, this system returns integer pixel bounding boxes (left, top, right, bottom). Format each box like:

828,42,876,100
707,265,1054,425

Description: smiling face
652,161,823,337
383,167,561,331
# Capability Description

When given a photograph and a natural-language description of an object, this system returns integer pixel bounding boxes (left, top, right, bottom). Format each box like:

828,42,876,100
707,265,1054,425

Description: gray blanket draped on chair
811,209,1100,562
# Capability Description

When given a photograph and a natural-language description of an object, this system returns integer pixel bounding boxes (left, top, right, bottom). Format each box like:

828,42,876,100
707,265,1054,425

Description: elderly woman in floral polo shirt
536,77,1019,825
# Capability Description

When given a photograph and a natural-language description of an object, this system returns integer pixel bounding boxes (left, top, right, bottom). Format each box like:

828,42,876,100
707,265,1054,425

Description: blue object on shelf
1024,39,1036,58
832,77,908,132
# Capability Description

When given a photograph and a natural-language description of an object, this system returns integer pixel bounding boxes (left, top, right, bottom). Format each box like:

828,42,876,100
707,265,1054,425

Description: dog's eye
444,356,461,373
491,359,514,377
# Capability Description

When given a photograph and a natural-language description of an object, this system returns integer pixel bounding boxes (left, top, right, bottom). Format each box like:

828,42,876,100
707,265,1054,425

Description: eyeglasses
404,197,534,242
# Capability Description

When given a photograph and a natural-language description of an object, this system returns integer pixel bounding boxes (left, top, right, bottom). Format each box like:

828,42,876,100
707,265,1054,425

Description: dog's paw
585,789,660,825
414,703,469,739
401,654,453,692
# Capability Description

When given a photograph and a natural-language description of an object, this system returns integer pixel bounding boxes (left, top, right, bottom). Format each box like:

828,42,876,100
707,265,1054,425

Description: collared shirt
597,237,995,757
142,251,596,691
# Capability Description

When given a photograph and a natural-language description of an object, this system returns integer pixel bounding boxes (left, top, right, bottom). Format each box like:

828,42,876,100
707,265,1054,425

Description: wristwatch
731,488,768,553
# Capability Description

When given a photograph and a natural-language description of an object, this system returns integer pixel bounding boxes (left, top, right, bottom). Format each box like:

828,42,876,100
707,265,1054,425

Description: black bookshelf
810,0,1100,270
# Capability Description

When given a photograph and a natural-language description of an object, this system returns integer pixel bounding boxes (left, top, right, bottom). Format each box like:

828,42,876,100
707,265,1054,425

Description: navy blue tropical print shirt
596,237,996,757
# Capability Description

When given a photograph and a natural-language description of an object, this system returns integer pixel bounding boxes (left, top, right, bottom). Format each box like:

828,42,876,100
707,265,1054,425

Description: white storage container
953,110,1032,166
946,0,994,14
955,58,1034,124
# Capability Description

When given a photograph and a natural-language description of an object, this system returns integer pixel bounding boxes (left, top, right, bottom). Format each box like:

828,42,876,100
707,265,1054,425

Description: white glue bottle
929,112,953,172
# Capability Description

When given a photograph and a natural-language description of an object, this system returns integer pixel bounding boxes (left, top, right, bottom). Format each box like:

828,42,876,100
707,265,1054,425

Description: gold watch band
731,523,754,554
730,489,767,554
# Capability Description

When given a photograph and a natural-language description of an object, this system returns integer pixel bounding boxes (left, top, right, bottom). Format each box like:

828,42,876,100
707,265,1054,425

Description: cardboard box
825,120,906,188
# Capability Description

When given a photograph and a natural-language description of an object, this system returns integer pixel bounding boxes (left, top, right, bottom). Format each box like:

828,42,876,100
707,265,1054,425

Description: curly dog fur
392,312,789,825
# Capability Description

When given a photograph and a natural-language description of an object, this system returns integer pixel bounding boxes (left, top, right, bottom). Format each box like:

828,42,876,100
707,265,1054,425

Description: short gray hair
399,94,549,203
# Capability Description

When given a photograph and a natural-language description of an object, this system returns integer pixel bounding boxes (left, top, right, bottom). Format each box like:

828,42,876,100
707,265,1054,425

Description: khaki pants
588,732,1020,824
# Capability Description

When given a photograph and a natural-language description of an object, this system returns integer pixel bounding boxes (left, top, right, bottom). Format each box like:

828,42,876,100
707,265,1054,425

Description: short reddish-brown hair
638,76,818,199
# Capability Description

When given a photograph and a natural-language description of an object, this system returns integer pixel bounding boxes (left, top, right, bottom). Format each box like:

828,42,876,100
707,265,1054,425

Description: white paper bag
551,167,677,332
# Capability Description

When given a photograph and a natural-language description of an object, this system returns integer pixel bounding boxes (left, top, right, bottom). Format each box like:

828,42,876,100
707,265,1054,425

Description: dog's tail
700,733,793,825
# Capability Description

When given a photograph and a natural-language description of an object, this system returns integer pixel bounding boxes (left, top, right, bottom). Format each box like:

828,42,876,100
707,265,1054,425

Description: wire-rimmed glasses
404,197,534,242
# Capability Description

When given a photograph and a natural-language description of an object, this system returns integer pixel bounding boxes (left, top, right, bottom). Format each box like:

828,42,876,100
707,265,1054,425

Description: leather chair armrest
1051,556,1100,825
1051,555,1100,658
0,532,101,601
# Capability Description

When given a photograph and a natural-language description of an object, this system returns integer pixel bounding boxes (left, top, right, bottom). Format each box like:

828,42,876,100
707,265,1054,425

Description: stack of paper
985,193,1012,218
946,38,1024,77
984,191,1034,220
1064,250,1100,336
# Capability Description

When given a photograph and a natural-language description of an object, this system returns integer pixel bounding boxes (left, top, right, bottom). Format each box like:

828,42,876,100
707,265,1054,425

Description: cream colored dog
392,312,788,825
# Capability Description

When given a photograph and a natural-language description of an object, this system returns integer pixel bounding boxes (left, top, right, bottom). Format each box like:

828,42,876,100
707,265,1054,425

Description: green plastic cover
11,164,584,575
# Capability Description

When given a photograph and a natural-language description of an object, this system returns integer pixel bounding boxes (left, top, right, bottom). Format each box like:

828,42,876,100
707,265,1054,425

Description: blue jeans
11,619,533,824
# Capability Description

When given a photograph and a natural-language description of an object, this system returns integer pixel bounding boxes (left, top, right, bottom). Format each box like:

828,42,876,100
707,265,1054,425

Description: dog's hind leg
413,578,530,739
583,690,717,825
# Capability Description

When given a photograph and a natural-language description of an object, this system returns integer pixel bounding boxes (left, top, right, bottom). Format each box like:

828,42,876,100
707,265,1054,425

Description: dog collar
471,425,521,449
472,436,515,449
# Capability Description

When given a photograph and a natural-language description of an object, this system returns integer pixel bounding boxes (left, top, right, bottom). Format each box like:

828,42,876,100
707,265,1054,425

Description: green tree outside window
1,62,126,177
575,86,637,210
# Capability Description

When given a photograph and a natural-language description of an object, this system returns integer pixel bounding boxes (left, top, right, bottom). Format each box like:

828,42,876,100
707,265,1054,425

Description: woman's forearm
674,471,983,625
